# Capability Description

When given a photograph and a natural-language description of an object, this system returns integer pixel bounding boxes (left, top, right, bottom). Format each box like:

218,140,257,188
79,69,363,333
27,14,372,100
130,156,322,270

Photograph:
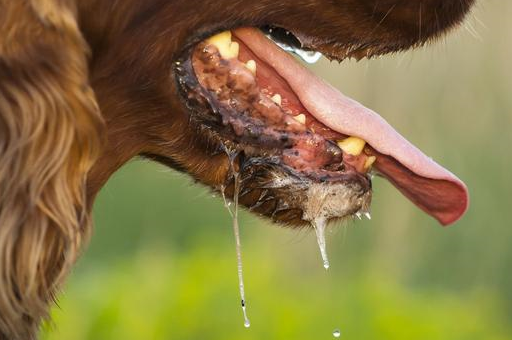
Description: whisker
463,20,482,41
370,4,398,36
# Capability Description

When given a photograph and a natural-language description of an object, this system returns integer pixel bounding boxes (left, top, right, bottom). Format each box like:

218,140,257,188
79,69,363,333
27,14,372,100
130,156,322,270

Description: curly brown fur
0,1,104,338
0,0,474,338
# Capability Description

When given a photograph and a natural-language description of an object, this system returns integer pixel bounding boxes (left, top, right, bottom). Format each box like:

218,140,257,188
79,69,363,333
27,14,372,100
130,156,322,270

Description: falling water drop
242,305,251,328
333,329,341,338
312,218,330,270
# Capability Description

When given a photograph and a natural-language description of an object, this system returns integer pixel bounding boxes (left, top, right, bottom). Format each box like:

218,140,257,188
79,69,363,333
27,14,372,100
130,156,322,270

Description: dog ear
0,1,104,338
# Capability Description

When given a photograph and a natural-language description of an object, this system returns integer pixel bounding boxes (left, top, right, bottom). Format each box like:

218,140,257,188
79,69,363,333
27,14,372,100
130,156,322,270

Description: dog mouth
174,27,469,227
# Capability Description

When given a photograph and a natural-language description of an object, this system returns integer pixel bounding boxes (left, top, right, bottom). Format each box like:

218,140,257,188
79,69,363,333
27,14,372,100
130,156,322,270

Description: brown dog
0,0,474,338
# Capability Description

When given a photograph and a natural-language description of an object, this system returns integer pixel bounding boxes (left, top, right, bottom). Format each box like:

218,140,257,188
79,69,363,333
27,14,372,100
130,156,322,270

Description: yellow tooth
364,156,376,170
271,94,282,106
337,136,366,156
293,113,306,125
206,31,239,59
245,60,256,74
206,31,231,49
228,41,239,59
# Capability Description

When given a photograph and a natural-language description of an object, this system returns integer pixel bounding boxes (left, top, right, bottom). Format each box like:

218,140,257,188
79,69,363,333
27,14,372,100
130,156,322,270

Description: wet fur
0,0,474,338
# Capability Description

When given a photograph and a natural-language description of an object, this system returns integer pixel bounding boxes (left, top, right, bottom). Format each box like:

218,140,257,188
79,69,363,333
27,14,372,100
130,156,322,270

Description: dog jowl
0,0,474,338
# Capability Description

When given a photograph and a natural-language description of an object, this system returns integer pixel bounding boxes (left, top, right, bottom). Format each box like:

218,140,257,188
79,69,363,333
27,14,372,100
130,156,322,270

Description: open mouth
174,27,469,227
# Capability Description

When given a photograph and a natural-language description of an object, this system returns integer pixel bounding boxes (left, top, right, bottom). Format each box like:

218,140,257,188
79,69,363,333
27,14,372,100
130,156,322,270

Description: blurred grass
43,234,510,340
42,1,512,339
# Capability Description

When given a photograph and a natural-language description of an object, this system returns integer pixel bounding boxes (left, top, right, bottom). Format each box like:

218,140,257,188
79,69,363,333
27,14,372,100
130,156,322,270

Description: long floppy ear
0,1,104,338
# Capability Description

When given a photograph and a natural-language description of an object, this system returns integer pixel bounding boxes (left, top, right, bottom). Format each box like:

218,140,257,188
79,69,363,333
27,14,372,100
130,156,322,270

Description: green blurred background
42,2,512,339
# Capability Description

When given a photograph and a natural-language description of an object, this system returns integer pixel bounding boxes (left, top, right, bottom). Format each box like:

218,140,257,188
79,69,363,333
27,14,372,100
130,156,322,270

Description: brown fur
0,0,474,338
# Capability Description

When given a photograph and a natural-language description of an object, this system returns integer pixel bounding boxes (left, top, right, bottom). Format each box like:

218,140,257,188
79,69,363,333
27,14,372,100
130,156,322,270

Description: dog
0,0,474,338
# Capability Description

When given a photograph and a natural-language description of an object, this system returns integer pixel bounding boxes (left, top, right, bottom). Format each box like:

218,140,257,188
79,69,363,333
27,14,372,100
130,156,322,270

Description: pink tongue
234,28,469,226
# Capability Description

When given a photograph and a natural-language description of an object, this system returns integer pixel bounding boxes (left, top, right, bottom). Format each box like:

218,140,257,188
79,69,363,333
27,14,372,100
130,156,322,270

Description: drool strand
221,148,251,328
232,171,251,328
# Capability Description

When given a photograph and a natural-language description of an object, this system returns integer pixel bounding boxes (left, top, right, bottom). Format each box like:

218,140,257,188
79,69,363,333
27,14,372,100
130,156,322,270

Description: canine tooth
337,136,366,156
364,156,376,170
206,31,239,59
271,94,282,105
245,60,256,74
206,31,231,48
293,113,306,125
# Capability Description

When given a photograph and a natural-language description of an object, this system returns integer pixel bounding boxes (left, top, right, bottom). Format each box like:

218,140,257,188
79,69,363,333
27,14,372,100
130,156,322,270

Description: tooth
271,94,282,106
245,60,256,74
293,113,306,125
337,137,366,156
206,31,239,59
228,41,239,59
364,156,376,170
206,31,232,50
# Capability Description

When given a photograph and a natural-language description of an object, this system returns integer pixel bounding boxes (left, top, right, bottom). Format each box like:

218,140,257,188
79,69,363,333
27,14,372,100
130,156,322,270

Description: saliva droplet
312,218,330,270
333,329,341,338
241,301,250,328
294,48,323,64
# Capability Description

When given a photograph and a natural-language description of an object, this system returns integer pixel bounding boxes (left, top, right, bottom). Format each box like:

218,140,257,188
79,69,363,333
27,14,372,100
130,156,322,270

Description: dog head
0,0,474,338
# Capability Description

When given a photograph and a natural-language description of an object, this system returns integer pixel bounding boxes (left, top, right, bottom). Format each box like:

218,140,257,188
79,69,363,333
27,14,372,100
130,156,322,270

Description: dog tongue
234,28,469,226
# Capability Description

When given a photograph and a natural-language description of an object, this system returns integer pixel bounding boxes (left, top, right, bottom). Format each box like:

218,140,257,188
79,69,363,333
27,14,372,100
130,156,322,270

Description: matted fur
0,1,104,338
0,0,475,338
